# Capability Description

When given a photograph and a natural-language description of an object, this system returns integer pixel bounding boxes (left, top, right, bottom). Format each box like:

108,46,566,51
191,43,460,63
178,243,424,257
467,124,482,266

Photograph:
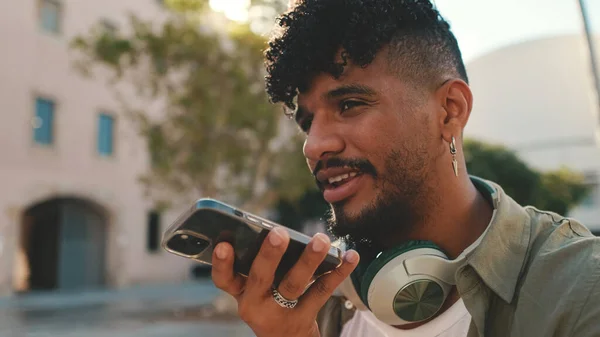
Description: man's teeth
328,172,358,184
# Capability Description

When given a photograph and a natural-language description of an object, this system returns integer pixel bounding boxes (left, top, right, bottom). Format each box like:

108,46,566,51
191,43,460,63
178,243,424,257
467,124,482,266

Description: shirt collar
462,176,532,303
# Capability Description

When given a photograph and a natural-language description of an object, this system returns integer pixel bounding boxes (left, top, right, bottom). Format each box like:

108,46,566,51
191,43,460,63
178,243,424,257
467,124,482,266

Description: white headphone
334,176,497,326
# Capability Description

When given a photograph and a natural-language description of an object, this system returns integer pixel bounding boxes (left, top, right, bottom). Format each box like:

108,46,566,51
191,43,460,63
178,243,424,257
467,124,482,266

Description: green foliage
534,168,591,215
71,6,312,212
464,139,590,215
161,0,208,13
463,140,542,206
274,189,327,232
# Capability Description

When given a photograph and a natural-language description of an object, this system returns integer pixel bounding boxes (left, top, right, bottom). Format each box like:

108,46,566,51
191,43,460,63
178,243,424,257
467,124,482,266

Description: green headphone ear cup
359,240,445,308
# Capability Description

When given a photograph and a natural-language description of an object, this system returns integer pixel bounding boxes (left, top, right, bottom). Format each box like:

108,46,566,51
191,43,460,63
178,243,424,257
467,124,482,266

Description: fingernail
345,250,359,264
312,234,329,252
215,244,227,259
269,227,286,246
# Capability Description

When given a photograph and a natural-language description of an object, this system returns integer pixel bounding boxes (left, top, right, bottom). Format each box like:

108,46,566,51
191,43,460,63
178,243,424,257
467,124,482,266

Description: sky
209,0,251,22
433,0,600,62
209,0,600,63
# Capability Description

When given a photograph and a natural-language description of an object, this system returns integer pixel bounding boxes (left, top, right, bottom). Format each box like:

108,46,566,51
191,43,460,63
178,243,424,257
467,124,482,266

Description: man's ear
436,79,472,142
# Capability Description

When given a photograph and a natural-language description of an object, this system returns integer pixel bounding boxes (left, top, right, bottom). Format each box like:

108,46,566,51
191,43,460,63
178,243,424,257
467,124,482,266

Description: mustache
313,157,378,187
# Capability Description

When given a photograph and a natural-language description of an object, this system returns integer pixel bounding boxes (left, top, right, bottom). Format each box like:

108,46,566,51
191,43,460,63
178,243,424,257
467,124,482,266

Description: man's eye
340,100,364,112
300,116,313,133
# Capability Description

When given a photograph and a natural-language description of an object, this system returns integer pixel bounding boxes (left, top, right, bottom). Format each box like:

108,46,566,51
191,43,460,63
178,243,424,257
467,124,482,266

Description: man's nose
303,119,345,166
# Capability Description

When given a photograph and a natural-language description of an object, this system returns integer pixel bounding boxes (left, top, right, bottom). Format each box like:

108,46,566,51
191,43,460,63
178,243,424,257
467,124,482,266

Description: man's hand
211,227,360,337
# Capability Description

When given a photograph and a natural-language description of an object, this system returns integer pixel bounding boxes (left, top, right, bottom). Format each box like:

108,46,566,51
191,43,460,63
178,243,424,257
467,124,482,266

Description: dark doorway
21,198,107,292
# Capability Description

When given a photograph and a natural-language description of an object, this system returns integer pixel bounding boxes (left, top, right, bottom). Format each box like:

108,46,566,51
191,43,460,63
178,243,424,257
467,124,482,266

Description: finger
298,249,360,314
244,227,290,300
211,242,245,297
277,233,331,301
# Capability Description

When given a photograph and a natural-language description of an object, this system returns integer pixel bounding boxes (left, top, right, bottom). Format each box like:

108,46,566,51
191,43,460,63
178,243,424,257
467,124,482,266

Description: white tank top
340,299,471,337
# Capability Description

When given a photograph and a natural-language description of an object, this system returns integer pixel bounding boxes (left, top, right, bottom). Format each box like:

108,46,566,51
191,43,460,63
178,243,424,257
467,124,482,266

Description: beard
324,146,435,252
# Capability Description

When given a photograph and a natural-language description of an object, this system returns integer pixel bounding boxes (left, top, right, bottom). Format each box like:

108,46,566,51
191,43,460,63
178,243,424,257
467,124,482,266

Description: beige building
0,0,197,296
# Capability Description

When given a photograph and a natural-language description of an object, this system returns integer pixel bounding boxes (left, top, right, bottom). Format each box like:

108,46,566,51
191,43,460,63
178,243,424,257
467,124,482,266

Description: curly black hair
264,0,468,111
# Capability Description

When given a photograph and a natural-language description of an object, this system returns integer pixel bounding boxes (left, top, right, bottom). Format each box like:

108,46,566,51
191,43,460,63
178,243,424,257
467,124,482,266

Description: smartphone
162,198,343,285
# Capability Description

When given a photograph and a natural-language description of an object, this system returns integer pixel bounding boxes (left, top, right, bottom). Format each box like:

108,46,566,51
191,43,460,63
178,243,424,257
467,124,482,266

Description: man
211,0,600,336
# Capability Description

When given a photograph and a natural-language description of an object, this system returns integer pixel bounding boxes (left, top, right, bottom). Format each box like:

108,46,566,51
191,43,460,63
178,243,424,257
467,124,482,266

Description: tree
464,139,590,215
70,0,313,214
274,188,328,232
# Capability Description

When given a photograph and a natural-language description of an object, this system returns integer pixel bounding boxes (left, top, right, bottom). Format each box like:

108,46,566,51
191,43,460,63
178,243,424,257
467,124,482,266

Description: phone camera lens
167,233,210,256
190,237,205,247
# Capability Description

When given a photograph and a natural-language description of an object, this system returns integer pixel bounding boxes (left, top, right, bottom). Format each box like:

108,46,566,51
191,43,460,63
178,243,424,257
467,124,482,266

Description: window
34,97,54,145
147,211,161,253
97,114,114,156
39,0,61,34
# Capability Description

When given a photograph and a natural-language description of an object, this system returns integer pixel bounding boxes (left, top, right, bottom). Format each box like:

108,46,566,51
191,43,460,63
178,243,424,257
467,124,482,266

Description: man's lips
321,173,365,203
313,166,369,203
315,167,362,187
312,160,377,203
320,171,362,189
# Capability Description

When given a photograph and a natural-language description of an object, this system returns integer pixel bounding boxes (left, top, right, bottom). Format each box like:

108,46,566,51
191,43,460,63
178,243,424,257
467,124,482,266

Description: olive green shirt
317,178,600,337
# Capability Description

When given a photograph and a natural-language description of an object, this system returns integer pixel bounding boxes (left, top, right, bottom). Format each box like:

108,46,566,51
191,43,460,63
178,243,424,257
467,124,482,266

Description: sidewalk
0,280,255,337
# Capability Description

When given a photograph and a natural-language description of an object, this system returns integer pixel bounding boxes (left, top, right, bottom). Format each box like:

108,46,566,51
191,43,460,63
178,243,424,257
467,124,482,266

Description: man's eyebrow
323,84,377,100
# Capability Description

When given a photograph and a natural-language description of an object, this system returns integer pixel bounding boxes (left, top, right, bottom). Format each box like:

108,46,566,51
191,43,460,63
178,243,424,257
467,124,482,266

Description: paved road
0,280,255,337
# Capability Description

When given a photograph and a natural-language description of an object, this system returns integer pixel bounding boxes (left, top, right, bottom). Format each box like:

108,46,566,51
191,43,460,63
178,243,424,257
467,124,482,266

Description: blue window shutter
98,114,114,156
40,0,61,33
34,98,54,145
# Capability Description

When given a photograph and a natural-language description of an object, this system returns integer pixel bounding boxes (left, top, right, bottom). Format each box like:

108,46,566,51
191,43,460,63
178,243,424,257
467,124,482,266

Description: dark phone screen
166,209,340,285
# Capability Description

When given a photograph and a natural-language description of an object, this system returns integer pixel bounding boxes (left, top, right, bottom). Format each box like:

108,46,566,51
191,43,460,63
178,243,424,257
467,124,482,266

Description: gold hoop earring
450,136,458,177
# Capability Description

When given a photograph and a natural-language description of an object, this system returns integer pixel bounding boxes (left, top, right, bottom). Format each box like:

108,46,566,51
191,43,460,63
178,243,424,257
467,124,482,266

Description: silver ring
271,288,298,309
